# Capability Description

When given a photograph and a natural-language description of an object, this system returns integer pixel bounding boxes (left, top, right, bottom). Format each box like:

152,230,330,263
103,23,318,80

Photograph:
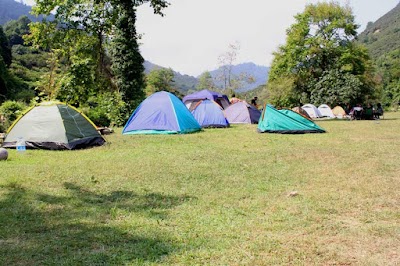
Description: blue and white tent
122,91,201,135
190,99,229,128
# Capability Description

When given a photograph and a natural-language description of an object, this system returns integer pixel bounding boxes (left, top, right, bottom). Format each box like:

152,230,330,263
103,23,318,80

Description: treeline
253,2,400,110
0,0,170,132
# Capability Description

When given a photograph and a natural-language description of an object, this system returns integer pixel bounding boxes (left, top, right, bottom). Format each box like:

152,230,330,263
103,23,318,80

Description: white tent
301,104,321,118
318,104,336,118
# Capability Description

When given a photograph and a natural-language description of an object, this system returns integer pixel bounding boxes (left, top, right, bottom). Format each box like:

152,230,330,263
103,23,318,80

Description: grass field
1,113,399,265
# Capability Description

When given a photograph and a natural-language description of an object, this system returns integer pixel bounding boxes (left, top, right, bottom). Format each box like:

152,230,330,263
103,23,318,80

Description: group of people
230,94,259,109
346,103,384,120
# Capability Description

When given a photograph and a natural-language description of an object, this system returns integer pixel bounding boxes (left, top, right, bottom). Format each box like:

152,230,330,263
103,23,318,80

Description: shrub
84,91,128,127
0,100,27,132
85,107,111,127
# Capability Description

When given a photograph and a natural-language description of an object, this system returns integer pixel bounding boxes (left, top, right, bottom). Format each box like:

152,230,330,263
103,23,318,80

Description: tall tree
110,1,145,109
145,68,175,95
29,0,169,109
267,1,374,107
217,42,240,91
0,26,12,67
196,71,216,91
0,26,12,100
216,42,255,95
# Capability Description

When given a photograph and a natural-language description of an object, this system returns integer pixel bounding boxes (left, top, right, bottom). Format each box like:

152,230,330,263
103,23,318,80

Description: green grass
1,114,399,265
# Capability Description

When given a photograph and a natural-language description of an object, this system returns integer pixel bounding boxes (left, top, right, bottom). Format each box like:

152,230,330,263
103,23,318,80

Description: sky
22,0,399,76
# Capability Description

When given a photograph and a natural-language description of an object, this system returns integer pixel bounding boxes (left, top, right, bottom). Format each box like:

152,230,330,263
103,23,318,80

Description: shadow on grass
0,182,194,265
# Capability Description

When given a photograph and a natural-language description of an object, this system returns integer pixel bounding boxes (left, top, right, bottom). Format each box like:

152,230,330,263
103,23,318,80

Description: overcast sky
22,0,399,76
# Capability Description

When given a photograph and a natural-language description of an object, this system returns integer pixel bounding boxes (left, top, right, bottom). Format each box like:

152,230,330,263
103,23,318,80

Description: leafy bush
0,100,27,132
85,107,111,127
84,91,128,127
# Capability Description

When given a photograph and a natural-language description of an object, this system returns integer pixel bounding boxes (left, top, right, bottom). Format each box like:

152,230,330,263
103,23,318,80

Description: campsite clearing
1,113,399,265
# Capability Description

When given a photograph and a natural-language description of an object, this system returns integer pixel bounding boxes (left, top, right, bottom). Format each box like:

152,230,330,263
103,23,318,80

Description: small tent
258,105,326,134
318,104,335,118
122,91,201,135
2,102,105,150
191,99,229,128
182,89,230,110
292,106,311,119
224,101,261,124
302,104,321,118
332,106,347,118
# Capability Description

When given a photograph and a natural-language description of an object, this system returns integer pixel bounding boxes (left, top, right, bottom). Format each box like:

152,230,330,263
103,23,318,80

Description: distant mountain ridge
144,61,198,92
357,2,400,59
0,0,51,25
208,62,269,92
144,61,269,94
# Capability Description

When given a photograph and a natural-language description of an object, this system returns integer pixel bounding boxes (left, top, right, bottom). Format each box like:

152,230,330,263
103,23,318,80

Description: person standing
251,96,258,108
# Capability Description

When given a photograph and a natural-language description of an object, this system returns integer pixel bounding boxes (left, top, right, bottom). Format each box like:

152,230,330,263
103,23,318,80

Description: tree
196,71,215,91
110,1,145,109
29,0,169,111
0,26,12,67
4,16,31,46
217,42,240,91
216,42,255,95
375,49,400,108
267,1,375,107
145,68,175,95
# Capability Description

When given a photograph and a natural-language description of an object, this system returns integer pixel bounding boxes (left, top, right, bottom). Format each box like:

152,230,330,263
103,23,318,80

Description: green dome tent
2,102,105,150
258,104,325,134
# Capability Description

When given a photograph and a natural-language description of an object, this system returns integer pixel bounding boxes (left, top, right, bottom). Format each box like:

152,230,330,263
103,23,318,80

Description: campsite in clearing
1,113,399,265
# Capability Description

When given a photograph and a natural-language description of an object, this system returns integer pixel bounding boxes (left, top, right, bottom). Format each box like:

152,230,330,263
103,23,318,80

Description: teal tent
258,105,325,134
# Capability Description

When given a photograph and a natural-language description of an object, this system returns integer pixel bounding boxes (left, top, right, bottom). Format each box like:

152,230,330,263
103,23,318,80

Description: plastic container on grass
16,137,26,153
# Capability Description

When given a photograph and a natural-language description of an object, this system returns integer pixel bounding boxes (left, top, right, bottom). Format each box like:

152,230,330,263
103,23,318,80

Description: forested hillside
358,3,400,59
0,0,52,25
358,2,400,108
143,61,198,93
209,62,269,92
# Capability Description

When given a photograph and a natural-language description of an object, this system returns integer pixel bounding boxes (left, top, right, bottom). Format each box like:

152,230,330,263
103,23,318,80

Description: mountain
0,0,52,25
143,61,198,92
144,61,269,94
208,62,269,92
357,2,400,59
357,2,400,107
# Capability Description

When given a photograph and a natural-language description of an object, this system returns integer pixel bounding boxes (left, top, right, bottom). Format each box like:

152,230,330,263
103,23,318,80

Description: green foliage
57,56,96,105
110,2,145,110
357,3,400,59
0,16,51,103
358,4,400,108
267,1,375,107
29,0,169,114
84,91,128,127
0,100,27,132
376,49,400,107
310,69,364,106
145,68,175,95
4,16,31,46
266,77,298,108
196,71,216,91
0,26,12,67
0,56,9,100
0,56,26,103
85,107,110,128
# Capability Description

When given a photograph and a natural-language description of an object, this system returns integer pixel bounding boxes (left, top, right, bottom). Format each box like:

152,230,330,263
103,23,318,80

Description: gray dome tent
2,102,105,150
